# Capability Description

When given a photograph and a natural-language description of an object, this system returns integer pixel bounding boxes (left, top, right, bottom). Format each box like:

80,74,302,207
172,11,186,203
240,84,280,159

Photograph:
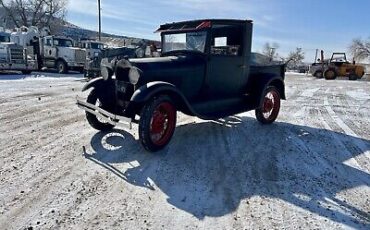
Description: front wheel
314,70,323,78
324,69,337,80
56,60,68,74
85,89,115,131
139,95,177,152
255,86,281,124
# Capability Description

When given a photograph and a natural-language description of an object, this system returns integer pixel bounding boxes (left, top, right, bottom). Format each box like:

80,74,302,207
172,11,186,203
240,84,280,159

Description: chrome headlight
128,67,141,84
101,67,112,80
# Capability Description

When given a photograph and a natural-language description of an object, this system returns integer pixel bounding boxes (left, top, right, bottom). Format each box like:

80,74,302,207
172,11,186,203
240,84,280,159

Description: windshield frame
161,28,210,55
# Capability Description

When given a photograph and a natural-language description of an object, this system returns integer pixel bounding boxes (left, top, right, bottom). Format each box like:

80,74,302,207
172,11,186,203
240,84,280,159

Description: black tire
324,69,337,80
255,86,281,124
139,95,177,152
85,89,115,131
314,70,323,78
21,70,32,74
56,60,68,74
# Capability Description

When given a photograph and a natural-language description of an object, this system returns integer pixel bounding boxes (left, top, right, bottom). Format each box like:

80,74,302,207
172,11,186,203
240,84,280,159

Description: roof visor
155,21,211,33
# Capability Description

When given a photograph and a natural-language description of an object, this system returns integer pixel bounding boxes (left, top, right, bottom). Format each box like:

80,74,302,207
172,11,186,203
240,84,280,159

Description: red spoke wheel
139,95,177,152
255,86,281,124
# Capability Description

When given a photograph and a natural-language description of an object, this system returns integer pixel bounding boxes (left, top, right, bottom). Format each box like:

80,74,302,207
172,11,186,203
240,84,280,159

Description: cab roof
155,19,253,33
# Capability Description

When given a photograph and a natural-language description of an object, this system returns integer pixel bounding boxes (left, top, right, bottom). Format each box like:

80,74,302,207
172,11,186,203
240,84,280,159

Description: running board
76,96,133,129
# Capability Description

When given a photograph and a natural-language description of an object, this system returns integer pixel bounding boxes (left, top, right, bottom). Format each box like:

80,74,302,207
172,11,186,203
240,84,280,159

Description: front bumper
67,62,85,68
76,96,132,129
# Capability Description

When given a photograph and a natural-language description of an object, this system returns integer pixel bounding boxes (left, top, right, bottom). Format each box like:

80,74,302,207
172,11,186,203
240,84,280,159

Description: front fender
130,81,195,116
82,77,114,92
131,81,184,103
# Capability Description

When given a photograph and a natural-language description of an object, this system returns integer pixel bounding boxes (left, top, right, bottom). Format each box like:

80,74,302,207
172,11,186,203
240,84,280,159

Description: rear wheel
324,69,337,80
255,86,281,124
85,89,115,131
139,95,177,152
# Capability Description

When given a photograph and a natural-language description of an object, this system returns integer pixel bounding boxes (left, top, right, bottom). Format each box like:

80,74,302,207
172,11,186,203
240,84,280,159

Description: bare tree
262,42,280,61
0,0,67,31
286,47,305,69
349,38,370,62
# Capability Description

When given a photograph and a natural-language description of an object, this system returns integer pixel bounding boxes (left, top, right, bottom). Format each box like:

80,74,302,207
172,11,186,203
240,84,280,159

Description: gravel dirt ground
0,72,369,230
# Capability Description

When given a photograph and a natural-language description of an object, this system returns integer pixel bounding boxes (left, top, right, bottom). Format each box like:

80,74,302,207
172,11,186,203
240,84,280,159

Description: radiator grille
75,49,86,63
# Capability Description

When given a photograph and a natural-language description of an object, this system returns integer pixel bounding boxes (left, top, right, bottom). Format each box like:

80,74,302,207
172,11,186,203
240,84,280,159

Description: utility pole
98,0,101,41
269,47,276,62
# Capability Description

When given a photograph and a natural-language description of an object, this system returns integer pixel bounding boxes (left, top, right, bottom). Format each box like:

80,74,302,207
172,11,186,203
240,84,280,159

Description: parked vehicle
80,40,106,60
77,19,286,151
10,27,86,73
84,45,142,79
310,52,365,80
35,35,86,73
309,61,328,78
0,30,37,74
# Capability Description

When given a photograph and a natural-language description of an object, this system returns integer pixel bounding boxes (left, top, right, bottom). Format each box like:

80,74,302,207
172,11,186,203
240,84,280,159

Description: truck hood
58,47,86,62
126,54,206,86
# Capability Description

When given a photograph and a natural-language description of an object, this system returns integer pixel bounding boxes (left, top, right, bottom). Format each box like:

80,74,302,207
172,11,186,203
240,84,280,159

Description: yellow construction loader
323,52,365,80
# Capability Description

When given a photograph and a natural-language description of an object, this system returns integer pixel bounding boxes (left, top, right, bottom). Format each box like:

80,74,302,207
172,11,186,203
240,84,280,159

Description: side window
214,37,227,47
45,38,52,46
211,25,243,56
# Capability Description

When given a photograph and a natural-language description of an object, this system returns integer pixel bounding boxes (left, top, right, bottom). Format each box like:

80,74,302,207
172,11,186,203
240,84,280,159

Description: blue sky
67,0,370,62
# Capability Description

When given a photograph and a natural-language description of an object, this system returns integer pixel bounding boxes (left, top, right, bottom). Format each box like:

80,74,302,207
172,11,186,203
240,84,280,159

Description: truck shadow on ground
84,116,370,228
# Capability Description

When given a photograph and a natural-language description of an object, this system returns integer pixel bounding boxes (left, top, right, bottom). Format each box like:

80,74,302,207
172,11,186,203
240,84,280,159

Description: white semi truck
10,27,86,73
0,30,37,74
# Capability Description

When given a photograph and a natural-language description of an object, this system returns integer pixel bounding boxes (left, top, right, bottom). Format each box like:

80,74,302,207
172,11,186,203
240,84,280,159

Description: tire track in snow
323,96,370,173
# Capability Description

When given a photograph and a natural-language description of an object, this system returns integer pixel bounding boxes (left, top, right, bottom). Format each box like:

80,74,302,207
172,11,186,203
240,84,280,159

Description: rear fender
252,74,286,107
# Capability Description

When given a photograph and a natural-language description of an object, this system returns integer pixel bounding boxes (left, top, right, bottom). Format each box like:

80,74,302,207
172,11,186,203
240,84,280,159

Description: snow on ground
0,72,369,229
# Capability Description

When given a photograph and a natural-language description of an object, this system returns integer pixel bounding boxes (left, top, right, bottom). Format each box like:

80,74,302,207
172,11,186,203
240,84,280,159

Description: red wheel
255,86,281,124
139,95,177,152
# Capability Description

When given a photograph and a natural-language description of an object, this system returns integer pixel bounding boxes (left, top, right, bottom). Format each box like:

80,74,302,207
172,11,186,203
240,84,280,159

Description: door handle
239,64,246,69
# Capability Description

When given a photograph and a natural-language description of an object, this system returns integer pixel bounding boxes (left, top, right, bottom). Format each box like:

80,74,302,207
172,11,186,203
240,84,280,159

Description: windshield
0,35,10,42
54,39,73,47
162,31,207,53
90,42,104,50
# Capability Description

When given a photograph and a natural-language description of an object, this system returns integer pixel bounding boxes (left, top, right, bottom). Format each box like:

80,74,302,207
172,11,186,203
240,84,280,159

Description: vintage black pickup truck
77,19,286,152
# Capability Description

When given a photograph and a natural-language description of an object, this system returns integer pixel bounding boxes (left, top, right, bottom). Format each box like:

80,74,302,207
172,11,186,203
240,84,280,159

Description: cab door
206,25,248,98
43,38,57,59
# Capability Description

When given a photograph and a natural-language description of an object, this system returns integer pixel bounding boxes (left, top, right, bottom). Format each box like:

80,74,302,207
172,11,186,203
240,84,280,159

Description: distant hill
0,7,158,47
59,23,156,47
